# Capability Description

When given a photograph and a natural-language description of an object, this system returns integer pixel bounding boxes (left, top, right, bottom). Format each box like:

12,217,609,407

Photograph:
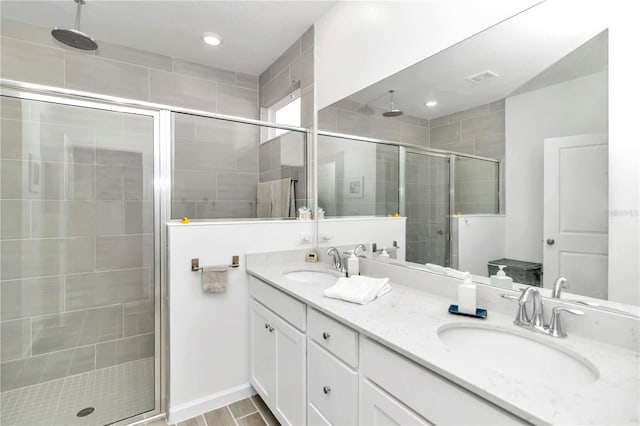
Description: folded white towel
425,263,448,274
444,267,466,279
323,275,391,305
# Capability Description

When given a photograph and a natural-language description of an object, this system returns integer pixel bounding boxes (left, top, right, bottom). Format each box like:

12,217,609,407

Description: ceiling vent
466,70,500,84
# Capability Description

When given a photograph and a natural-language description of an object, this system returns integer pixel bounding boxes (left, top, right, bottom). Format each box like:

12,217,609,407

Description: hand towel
425,263,448,274
202,265,228,293
257,182,271,218
323,275,391,305
444,267,466,279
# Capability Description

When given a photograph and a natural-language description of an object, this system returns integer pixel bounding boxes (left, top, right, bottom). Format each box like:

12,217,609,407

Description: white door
275,316,306,426
543,133,608,298
250,300,276,403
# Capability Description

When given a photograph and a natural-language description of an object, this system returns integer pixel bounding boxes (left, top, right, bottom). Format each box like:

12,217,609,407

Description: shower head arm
74,0,85,31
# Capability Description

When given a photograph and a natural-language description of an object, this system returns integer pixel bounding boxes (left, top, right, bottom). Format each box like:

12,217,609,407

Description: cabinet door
250,300,276,403
275,315,306,426
361,379,431,426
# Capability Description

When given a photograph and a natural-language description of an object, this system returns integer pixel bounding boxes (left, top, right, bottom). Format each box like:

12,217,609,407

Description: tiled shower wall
0,97,155,393
258,27,313,212
428,100,505,214
0,18,262,221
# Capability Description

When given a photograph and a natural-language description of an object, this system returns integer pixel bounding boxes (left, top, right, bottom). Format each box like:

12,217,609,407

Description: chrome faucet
325,247,344,272
502,287,583,338
353,243,367,257
551,277,568,298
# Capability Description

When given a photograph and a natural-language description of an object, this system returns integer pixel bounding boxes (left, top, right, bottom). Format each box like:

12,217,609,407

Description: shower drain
76,407,95,418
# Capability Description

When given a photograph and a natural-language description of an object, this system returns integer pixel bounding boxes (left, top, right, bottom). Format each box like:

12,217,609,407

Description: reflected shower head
382,90,403,117
52,0,98,51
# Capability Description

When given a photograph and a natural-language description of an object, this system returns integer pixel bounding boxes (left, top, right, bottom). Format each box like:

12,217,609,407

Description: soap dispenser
458,272,476,314
347,251,360,276
490,265,513,289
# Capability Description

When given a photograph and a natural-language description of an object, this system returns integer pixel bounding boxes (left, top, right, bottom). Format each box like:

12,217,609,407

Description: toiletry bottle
458,272,477,314
379,248,390,259
347,251,360,276
490,265,513,289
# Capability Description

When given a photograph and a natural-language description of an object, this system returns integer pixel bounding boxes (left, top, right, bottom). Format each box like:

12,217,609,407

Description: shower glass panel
0,95,157,425
405,151,451,266
172,112,307,220
317,134,399,217
453,156,500,214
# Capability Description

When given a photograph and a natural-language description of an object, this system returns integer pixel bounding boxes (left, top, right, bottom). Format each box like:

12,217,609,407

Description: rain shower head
382,90,403,117
52,0,98,51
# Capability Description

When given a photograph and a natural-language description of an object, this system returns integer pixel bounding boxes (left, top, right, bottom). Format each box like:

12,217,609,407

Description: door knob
546,238,555,246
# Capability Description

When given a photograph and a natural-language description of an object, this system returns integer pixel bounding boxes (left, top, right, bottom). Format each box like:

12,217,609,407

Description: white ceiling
0,0,336,76
345,0,610,119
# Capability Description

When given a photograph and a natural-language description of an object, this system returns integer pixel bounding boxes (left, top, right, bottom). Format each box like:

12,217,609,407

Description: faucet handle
501,293,519,301
548,307,584,338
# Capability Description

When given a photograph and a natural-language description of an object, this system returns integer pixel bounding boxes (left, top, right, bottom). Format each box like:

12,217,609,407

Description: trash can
488,258,542,287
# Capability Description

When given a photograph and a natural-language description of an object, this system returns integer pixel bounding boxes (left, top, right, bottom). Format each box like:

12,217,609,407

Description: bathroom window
264,89,301,141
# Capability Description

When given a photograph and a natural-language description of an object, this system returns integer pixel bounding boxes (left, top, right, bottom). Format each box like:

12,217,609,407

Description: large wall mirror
316,2,638,313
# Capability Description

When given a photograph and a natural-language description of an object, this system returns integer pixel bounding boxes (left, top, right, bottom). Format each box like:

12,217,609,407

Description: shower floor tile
0,357,154,426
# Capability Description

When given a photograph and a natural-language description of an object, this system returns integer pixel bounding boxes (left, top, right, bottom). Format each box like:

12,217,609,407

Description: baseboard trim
168,383,255,424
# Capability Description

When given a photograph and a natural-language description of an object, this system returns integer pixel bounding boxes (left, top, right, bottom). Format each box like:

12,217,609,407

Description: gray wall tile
173,169,217,202
31,305,123,355
0,200,30,239
0,319,30,361
173,59,235,85
95,200,123,235
0,160,65,200
290,48,313,89
149,70,217,112
124,201,153,235
216,173,257,201
236,73,258,90
66,268,151,311
95,333,154,368
430,122,461,147
0,38,64,86
97,41,173,71
301,26,314,53
261,70,294,108
96,165,124,200
65,164,96,201
0,96,28,120
1,239,62,280
0,345,94,391
1,276,65,321
65,53,150,100
96,235,151,270
123,300,154,337
174,113,195,139
194,201,255,219
1,18,62,48
217,85,258,119
461,111,505,140
235,145,259,173
64,237,95,274
270,39,301,78
174,139,235,172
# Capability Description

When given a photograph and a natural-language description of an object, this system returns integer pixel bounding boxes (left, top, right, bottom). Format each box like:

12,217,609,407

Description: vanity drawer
361,337,524,425
308,308,358,368
249,276,306,331
308,340,358,426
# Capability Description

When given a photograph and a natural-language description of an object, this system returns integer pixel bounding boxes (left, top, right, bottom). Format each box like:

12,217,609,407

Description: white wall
167,217,406,424
505,71,608,263
314,0,541,109
608,2,640,305
455,215,506,276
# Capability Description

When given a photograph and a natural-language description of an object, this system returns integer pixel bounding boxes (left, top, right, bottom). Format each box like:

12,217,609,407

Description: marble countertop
246,251,640,426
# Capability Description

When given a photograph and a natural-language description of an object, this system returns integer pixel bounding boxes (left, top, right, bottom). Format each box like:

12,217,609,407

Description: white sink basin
283,270,341,285
438,323,599,386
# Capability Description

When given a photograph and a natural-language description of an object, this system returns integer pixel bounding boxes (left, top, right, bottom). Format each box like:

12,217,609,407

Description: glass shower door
404,151,451,266
0,95,158,425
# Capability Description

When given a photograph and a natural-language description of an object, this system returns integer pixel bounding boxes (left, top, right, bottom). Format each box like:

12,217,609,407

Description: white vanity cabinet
307,308,359,425
361,337,525,425
249,275,527,426
249,278,306,426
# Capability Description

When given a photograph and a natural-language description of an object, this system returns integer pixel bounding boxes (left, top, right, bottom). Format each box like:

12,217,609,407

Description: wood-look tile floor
146,395,280,426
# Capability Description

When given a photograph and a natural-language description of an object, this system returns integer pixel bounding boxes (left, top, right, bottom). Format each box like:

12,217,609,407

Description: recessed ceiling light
425,101,438,107
201,32,223,47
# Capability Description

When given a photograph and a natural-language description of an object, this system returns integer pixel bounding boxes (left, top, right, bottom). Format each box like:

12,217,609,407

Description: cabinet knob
323,386,331,394
322,331,331,340
264,323,269,329
268,326,275,333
